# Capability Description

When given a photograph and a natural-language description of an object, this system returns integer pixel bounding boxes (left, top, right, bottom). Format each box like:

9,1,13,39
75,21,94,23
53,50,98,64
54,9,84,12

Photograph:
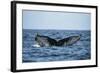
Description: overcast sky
23,10,91,30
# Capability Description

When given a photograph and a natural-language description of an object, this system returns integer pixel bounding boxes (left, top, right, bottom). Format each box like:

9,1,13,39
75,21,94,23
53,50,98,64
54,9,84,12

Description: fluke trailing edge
35,33,80,47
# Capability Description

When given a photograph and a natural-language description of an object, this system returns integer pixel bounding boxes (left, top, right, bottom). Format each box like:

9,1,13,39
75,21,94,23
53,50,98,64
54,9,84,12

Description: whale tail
34,34,80,47
57,36,80,46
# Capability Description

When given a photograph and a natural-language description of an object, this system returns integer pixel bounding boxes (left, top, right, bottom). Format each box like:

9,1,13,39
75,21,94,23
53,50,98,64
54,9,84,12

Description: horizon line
22,28,90,31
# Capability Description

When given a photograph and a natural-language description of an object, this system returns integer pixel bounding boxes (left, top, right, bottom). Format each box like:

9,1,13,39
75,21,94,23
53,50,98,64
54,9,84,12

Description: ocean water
22,29,91,63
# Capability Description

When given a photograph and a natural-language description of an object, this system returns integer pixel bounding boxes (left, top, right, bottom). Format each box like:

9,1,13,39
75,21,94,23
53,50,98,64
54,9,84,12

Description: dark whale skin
57,36,80,46
35,34,80,47
35,35,57,47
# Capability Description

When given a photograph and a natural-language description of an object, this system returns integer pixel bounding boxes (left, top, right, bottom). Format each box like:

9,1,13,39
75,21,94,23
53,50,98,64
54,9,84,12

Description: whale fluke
35,33,57,47
57,36,80,46
35,34,80,47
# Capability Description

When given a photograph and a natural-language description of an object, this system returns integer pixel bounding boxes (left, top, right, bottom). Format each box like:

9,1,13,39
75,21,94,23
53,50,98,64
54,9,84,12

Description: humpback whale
35,33,80,47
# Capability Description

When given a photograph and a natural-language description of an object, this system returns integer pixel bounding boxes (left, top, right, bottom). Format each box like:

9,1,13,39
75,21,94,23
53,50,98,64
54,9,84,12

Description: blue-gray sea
22,29,91,63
